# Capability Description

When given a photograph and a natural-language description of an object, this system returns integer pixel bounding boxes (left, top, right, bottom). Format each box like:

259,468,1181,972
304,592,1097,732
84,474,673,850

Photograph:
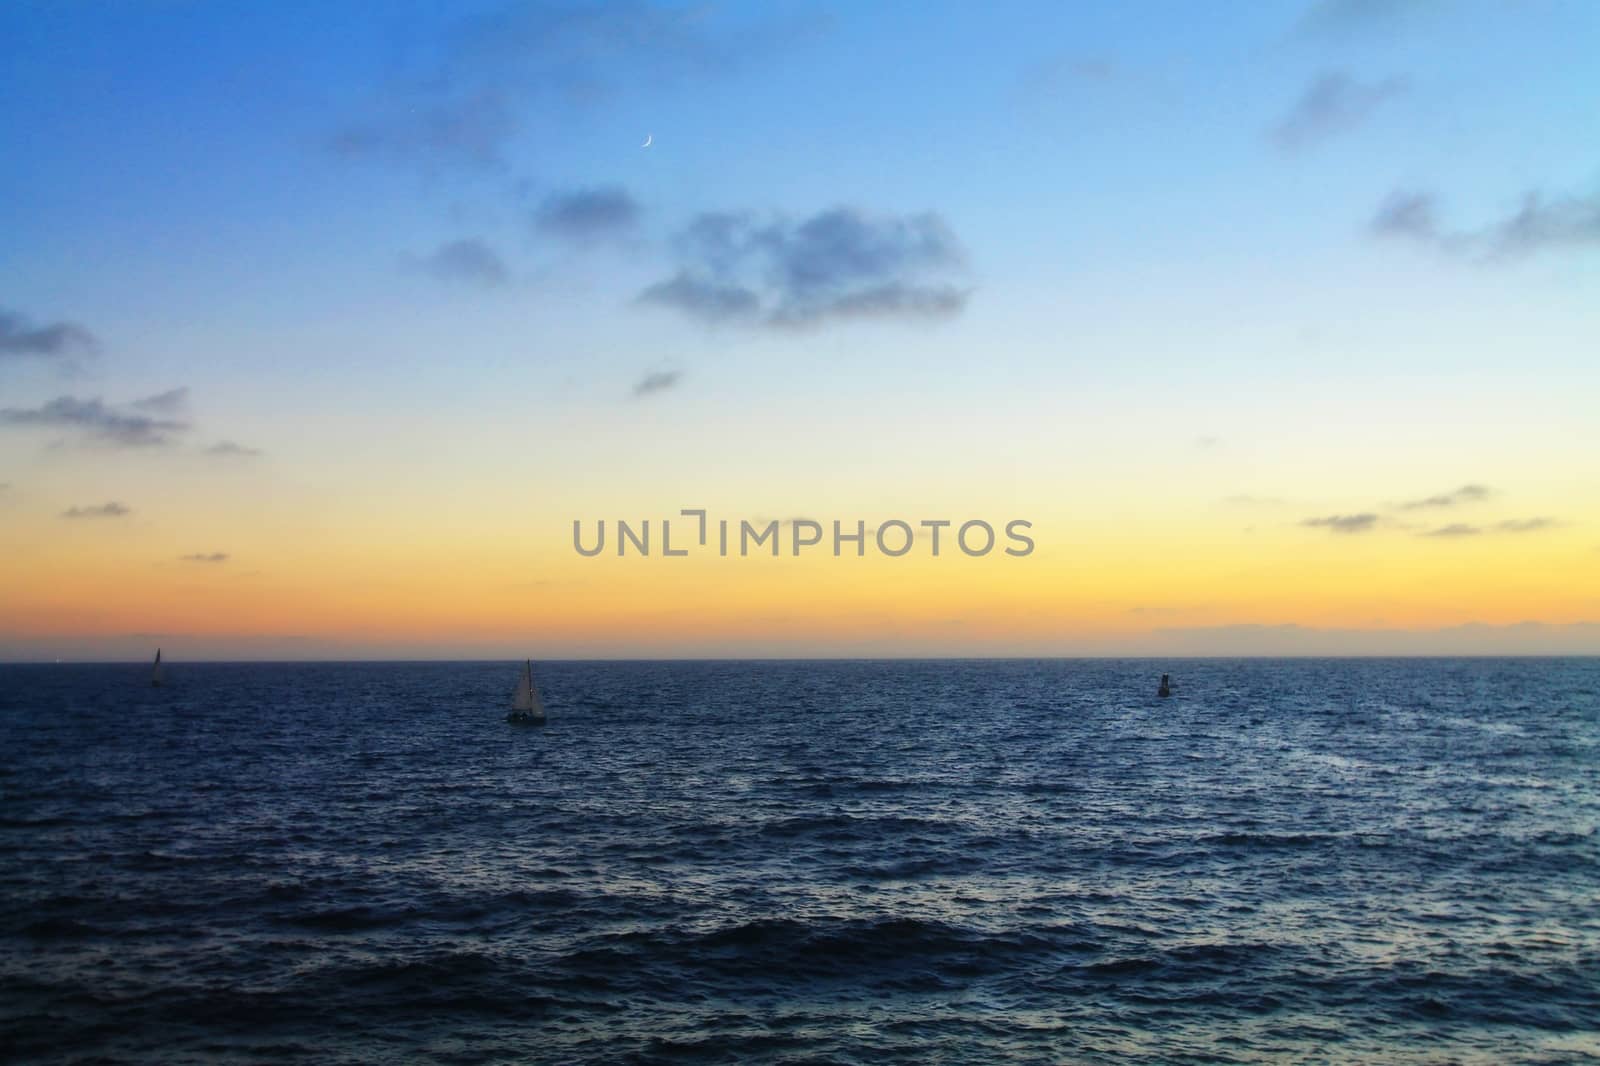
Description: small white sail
151,648,164,687
511,660,545,717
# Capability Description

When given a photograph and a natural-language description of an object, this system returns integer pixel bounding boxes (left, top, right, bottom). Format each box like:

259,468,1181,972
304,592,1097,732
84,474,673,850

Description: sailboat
506,660,546,725
151,648,165,688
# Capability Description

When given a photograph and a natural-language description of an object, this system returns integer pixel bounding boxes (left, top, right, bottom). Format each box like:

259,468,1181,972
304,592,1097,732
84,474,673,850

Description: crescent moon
641,133,653,148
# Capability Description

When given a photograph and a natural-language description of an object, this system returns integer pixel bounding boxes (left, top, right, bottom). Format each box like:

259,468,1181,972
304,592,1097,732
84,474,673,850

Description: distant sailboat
151,649,165,688
506,660,546,725
1157,673,1172,698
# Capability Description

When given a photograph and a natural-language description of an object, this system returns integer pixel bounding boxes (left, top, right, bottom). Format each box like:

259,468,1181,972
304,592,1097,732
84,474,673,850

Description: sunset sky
2,0,1598,659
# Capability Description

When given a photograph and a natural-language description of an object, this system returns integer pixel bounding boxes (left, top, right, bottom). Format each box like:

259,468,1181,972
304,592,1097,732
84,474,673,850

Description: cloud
639,207,970,329
1398,483,1489,510
331,2,817,171
1371,190,1440,241
1421,517,1557,538
205,440,262,457
631,370,682,397
179,552,229,563
1269,71,1407,152
1495,517,1555,533
421,238,509,286
62,502,130,519
1301,513,1379,534
131,387,190,415
1150,620,1600,656
534,187,639,244
1372,186,1600,260
1020,54,1118,96
637,273,761,323
1297,0,1434,37
331,90,517,170
0,309,97,361
0,395,190,447
1195,435,1222,449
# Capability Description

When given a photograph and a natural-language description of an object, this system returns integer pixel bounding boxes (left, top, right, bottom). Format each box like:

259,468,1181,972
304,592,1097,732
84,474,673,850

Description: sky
2,0,1598,660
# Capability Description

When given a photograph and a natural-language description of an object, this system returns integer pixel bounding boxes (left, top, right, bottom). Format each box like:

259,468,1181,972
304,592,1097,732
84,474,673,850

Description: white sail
512,660,544,716
151,648,164,686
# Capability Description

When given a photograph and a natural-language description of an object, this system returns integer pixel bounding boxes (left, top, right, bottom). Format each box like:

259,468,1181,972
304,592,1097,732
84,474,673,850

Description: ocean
1,659,1596,1064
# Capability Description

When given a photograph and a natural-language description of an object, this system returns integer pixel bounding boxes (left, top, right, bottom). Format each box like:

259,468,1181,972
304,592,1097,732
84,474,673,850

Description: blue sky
2,0,1598,657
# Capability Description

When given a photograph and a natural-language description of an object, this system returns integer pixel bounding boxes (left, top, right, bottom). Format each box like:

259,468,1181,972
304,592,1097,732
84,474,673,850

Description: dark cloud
1423,523,1480,537
0,309,97,361
1269,71,1407,152
62,502,130,519
205,441,262,458
1372,186,1600,259
0,395,190,447
640,207,970,329
422,238,509,286
1301,513,1379,534
331,3,818,171
631,370,682,398
534,187,639,243
1399,484,1489,510
180,552,229,563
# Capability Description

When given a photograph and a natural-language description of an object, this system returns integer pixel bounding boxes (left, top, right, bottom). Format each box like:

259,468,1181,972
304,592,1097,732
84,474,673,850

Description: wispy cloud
1495,517,1556,534
62,502,130,519
0,395,190,447
639,207,970,329
535,186,639,244
631,370,682,398
1422,517,1556,538
1150,619,1600,656
131,387,190,415
1398,483,1489,510
421,238,509,287
636,274,760,323
205,440,262,458
1020,54,1118,96
1269,71,1407,152
1372,186,1600,260
1301,513,1379,534
179,552,229,563
0,309,97,362
1297,0,1434,37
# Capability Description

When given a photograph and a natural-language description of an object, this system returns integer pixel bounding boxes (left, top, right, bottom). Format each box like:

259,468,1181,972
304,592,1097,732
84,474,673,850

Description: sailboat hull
505,711,546,725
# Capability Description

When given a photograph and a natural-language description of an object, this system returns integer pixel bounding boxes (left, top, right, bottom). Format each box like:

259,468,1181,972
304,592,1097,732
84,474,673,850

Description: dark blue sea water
1,659,1597,1064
